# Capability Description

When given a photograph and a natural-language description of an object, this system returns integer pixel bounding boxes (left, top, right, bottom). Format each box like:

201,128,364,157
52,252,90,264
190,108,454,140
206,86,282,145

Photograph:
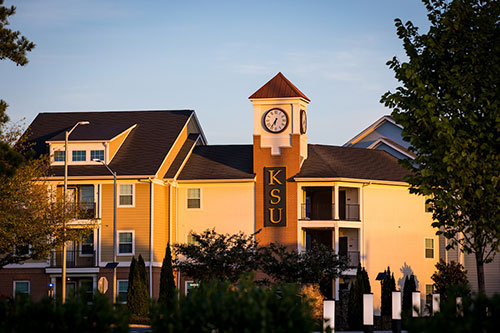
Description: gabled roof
47,123,136,142
344,115,402,147
164,133,200,179
25,110,196,176
368,137,416,159
295,144,409,182
177,145,254,181
249,72,310,102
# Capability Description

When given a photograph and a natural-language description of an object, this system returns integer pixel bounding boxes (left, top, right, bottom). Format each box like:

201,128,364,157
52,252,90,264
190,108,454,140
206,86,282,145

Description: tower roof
249,72,310,102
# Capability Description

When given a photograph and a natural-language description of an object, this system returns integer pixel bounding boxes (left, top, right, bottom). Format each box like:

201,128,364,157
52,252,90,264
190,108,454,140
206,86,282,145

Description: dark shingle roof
296,144,409,182
47,123,135,141
164,134,200,179
249,72,310,101
25,110,194,176
177,145,254,180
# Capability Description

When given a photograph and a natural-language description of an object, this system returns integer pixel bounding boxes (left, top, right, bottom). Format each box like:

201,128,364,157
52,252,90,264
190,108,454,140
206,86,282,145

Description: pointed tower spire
249,72,310,101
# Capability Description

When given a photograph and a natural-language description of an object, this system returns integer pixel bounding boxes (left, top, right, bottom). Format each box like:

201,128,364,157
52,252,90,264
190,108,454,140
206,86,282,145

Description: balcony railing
49,250,96,268
341,251,360,268
300,203,360,221
68,202,96,220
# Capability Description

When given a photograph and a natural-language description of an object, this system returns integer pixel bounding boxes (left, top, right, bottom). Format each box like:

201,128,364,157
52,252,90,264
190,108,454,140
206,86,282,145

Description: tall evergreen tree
137,254,149,291
348,264,371,330
127,256,149,317
381,267,396,317
159,244,176,305
402,275,417,313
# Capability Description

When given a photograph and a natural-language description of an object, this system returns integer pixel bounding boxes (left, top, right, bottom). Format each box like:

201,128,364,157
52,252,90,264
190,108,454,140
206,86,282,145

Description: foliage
260,242,347,297
0,0,35,177
159,244,176,305
381,266,396,317
348,264,371,330
151,276,318,333
431,259,469,300
402,275,417,314
0,157,90,268
404,292,500,333
173,229,261,283
381,0,500,292
127,256,149,317
0,292,129,332
137,254,148,290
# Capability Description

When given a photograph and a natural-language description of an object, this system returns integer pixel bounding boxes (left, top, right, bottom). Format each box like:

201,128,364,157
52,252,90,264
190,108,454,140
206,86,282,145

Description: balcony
71,202,97,220
49,250,97,268
342,251,360,268
300,202,360,221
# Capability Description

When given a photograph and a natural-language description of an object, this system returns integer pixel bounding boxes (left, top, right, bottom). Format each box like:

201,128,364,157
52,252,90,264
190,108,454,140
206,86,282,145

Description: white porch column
334,185,339,220
334,224,339,300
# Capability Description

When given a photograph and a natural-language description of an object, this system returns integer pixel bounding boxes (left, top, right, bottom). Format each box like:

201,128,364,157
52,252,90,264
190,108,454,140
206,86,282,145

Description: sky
1,0,430,145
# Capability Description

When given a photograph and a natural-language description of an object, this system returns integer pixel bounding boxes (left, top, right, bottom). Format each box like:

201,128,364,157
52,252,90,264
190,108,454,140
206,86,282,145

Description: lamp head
79,121,90,125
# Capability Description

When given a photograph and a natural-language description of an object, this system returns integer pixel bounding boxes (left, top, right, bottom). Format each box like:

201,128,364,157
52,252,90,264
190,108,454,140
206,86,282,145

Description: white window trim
90,150,105,161
117,230,135,256
425,237,434,259
79,231,94,257
13,244,31,257
117,279,128,304
117,184,135,208
186,188,202,210
13,280,30,298
72,150,87,162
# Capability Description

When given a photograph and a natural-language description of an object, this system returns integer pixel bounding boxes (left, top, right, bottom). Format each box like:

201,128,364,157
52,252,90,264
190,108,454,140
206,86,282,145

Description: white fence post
363,293,374,333
432,293,440,314
392,291,402,333
412,291,421,317
323,300,335,332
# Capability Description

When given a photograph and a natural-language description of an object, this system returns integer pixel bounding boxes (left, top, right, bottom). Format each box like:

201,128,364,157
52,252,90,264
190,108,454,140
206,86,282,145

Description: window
72,150,86,161
425,195,433,213
187,232,198,245
187,188,201,209
14,244,30,257
117,280,128,303
118,231,134,255
14,281,30,298
425,284,434,307
119,184,134,206
425,238,434,258
80,231,94,256
54,150,65,162
90,150,104,161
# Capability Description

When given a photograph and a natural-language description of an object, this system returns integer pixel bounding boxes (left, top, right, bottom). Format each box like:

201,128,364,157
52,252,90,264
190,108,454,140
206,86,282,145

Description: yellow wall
177,182,255,244
363,183,437,310
153,182,169,263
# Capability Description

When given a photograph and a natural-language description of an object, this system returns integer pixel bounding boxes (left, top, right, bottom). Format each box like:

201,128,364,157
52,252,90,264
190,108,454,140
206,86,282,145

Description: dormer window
90,150,105,161
54,151,66,162
72,150,87,162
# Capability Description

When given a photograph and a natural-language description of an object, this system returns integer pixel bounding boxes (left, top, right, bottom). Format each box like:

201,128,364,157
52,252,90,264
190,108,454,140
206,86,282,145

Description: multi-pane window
117,280,128,303
425,196,433,213
14,244,30,256
72,150,86,161
14,281,30,298
118,231,133,255
187,188,201,209
119,185,134,206
90,150,104,161
425,284,434,307
425,238,434,258
54,151,66,162
80,232,94,255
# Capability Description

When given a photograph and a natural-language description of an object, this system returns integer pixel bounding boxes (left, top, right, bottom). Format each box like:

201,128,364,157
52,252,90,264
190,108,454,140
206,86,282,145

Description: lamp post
95,159,117,303
63,121,89,303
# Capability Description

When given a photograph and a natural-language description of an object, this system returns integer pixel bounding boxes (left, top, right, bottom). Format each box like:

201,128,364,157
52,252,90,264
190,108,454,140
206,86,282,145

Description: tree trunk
475,251,485,294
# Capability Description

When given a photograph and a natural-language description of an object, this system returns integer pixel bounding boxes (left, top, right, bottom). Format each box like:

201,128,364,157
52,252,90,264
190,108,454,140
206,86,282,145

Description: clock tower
249,72,310,247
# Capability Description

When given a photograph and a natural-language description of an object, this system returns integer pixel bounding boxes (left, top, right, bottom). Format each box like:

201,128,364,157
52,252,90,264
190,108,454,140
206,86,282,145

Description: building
1,73,439,311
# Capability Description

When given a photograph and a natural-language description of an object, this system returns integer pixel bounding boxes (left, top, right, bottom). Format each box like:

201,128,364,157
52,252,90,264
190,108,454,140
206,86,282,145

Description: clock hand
272,118,277,126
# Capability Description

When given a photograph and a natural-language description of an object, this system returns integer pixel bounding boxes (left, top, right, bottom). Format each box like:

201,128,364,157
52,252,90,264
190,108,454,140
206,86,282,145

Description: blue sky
1,0,430,145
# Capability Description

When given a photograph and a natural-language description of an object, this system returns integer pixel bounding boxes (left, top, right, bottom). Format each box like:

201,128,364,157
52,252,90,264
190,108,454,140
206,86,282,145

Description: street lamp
94,159,117,303
63,121,89,303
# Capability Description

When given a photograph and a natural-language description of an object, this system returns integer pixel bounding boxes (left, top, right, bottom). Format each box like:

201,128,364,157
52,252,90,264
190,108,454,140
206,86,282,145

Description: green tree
127,256,149,317
348,264,371,330
159,244,176,305
381,266,396,317
0,0,35,177
431,259,470,300
137,254,148,291
402,275,417,314
381,0,500,293
173,229,261,283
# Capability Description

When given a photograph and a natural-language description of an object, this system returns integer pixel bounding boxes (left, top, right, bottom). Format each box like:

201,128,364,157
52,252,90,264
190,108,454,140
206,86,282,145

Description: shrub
0,292,129,332
381,266,396,317
151,276,317,333
402,275,417,314
431,259,469,301
127,255,149,317
159,243,176,306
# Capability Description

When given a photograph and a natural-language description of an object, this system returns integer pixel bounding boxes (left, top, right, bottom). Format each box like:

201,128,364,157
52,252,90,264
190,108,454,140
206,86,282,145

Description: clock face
300,109,307,134
264,108,288,133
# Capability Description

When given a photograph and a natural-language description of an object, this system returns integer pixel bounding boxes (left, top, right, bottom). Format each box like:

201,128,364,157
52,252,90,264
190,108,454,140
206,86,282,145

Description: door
66,281,76,300
339,190,346,220
339,236,348,257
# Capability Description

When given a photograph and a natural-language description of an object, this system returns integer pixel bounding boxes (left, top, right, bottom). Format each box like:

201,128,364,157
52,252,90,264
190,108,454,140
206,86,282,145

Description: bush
381,266,396,317
127,255,149,317
402,274,417,314
151,276,317,333
159,244,176,306
0,292,129,332
431,259,469,301
405,292,500,333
